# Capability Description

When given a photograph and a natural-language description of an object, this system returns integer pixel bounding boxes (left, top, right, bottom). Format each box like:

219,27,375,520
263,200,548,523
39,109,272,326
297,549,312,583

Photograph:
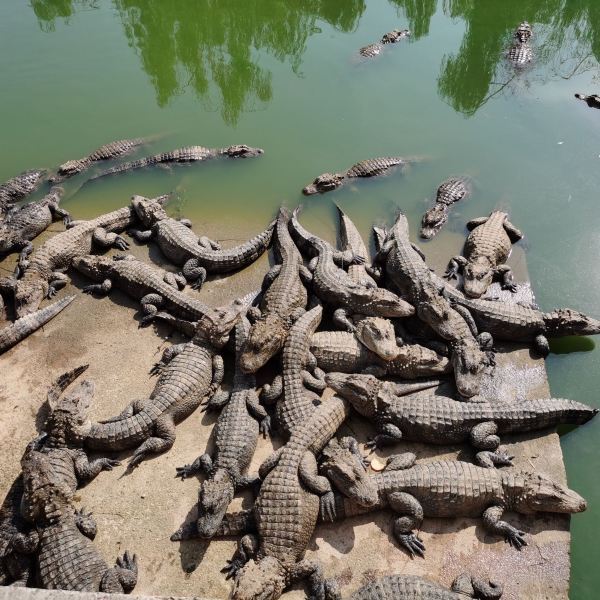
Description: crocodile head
354,316,400,360
419,205,447,239
231,556,287,600
462,257,494,298
225,145,264,158
49,159,88,182
543,308,600,337
325,373,380,418
513,472,587,514
364,288,415,319
72,254,118,281
450,337,488,398
515,22,532,43
240,313,288,373
196,469,235,538
131,195,169,227
302,173,345,195
395,344,452,375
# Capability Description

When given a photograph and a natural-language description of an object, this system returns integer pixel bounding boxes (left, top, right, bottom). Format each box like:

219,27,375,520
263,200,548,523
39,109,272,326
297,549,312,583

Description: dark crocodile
0,295,75,356
3,194,167,318
323,457,587,557
172,316,270,539
445,211,523,298
575,93,600,108
359,29,410,58
0,170,46,219
326,372,597,467
88,144,263,181
508,22,533,67
0,187,71,261
290,208,414,331
375,212,492,398
129,196,275,288
240,208,309,373
49,138,147,183
420,177,471,240
349,573,502,600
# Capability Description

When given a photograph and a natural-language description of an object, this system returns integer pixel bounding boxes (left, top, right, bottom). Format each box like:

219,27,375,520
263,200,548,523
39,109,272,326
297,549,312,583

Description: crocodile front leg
534,334,550,357
300,452,335,521
16,241,34,267
49,203,71,226
74,450,121,482
92,227,129,251
365,423,403,450
74,508,97,539
495,264,517,292
128,229,153,243
164,271,187,290
150,343,188,376
261,375,282,404
302,367,326,393
387,491,425,557
140,293,165,325
126,414,176,470
333,308,354,332
503,219,524,243
466,216,489,231
182,259,207,289
482,505,527,549
223,534,259,579
246,391,271,436
202,354,229,411
258,447,283,479
47,272,69,297
288,559,335,600
175,453,212,480
82,278,113,296
444,255,467,280
100,551,138,593
261,264,282,291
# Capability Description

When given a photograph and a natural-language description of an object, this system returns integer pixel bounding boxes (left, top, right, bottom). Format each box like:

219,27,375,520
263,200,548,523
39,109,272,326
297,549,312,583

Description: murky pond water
1,1,599,597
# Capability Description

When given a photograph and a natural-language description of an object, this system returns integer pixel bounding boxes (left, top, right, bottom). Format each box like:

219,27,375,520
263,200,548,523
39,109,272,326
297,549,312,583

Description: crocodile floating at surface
130,196,275,288
326,372,597,467
0,170,46,219
508,22,533,67
88,144,263,181
359,29,410,58
445,211,523,298
575,93,600,109
420,177,471,239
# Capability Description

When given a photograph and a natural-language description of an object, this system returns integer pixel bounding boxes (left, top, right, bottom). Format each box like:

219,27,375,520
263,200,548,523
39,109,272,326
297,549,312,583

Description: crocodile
508,23,533,67
445,211,523,298
322,457,587,557
420,177,471,240
289,208,415,331
575,93,600,109
77,292,256,470
0,170,46,218
49,138,148,183
359,29,410,58
302,157,415,195
4,194,168,318
375,212,492,398
326,372,597,467
0,295,75,356
172,316,270,539
129,196,275,288
348,573,502,600
0,187,71,262
88,144,263,181
240,208,309,373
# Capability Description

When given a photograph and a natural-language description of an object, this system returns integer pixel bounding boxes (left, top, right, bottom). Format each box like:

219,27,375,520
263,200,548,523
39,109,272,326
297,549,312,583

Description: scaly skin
0,170,46,218
575,93,600,108
324,459,587,557
88,144,263,180
445,211,523,298
172,317,270,539
130,196,275,287
240,208,308,373
420,177,470,239
326,372,597,467
49,138,147,182
358,29,410,58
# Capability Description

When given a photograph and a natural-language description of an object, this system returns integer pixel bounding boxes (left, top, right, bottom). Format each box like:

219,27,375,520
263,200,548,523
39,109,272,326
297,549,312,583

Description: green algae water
1,1,600,597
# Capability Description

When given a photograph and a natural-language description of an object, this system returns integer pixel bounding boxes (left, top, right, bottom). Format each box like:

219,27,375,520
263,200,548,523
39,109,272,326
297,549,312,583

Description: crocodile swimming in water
507,22,533,68
575,93,600,109
359,28,410,58
0,170,46,219
420,177,471,240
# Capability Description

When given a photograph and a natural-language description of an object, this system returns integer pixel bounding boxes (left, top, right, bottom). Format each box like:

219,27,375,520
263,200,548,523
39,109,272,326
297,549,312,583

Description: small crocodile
0,170,46,219
508,22,533,67
575,93,600,109
445,211,523,298
290,208,414,331
420,177,471,240
326,372,597,467
240,208,309,373
172,316,270,539
302,157,415,195
348,573,502,600
129,196,275,288
49,138,147,183
359,29,410,58
88,144,263,181
0,187,71,262
0,295,75,356
322,456,587,556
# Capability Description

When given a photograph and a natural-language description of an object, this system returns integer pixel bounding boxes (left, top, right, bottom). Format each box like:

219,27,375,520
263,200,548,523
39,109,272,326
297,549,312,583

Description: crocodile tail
504,399,599,430
85,412,151,450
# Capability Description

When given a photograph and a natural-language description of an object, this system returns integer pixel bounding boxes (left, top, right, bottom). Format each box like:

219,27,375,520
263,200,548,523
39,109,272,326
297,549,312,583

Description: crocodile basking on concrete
48,138,148,183
445,211,523,298
172,317,270,539
359,28,410,58
0,187,71,262
420,177,471,240
129,196,275,288
507,22,533,67
240,208,309,373
0,170,46,219
88,144,263,181
326,372,597,467
575,93,600,109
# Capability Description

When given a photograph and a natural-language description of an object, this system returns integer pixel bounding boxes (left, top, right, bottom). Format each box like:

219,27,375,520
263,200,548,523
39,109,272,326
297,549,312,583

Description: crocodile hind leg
495,264,517,293
534,334,550,357
175,453,212,480
198,235,221,250
100,551,138,593
246,391,271,436
365,423,403,450
482,505,527,549
222,534,259,578
139,293,165,325
82,278,113,296
126,414,176,470
47,272,69,297
261,375,282,404
92,227,129,251
503,219,524,243
387,491,426,557
466,216,489,231
128,229,153,243
289,559,333,600
150,343,188,375
444,255,467,280
202,355,229,411
300,452,334,521
164,271,187,290
74,507,97,539
333,308,354,332
182,259,207,289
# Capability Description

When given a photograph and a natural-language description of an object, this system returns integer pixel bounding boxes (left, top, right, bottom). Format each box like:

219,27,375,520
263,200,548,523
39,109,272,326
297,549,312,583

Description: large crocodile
575,93,600,109
129,196,275,288
0,170,46,219
375,212,492,397
172,316,270,539
49,138,148,183
445,211,523,298
240,208,309,373
326,372,597,467
507,22,533,67
420,177,471,240
88,144,263,181
0,187,71,261
3,194,167,317
359,29,410,58
0,295,75,355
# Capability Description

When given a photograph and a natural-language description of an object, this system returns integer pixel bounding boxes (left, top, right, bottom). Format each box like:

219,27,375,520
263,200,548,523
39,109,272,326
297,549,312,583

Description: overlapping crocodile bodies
0,170,46,218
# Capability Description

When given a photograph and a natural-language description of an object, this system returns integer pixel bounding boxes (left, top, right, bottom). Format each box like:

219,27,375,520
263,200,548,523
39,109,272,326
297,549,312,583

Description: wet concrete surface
0,216,574,599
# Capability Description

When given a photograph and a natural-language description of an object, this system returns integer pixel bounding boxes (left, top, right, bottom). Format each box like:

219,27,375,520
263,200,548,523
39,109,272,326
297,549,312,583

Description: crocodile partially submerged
445,211,523,298
359,29,410,58
240,208,309,373
88,144,263,181
420,177,471,240
49,138,147,183
129,196,275,288
508,22,533,68
326,372,597,467
173,317,270,539
0,170,46,219
575,93,600,109
0,187,71,261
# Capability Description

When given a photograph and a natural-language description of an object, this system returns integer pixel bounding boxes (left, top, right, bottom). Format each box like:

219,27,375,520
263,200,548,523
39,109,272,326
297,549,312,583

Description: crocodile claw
221,559,243,580
443,269,458,281
149,362,164,376
505,528,527,550
175,465,195,480
259,416,271,437
101,458,121,471
398,533,425,557
320,491,336,522
365,437,379,451
114,236,130,251
82,286,96,295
